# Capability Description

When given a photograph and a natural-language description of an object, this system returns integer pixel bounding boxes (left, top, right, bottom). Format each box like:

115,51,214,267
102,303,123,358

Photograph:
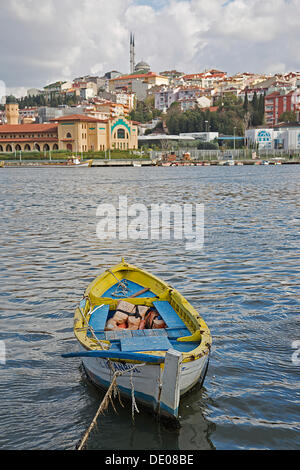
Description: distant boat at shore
66,156,93,167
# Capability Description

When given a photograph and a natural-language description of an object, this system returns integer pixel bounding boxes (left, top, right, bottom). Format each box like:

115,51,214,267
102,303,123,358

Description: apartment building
264,89,300,126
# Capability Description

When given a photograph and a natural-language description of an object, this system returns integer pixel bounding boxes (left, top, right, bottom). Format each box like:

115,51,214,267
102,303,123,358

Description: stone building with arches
0,122,59,153
55,114,138,152
0,110,138,154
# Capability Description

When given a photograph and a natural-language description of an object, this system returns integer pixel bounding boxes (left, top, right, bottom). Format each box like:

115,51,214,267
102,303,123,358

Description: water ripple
0,165,299,450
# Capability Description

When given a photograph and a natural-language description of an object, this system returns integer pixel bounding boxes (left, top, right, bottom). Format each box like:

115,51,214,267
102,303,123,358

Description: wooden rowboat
63,259,212,422
66,158,93,167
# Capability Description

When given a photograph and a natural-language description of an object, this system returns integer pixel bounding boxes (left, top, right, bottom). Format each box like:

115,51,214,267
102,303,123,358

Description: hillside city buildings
1,33,300,153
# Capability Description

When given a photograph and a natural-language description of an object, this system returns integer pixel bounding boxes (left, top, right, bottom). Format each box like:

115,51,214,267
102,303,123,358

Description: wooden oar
128,288,150,298
62,350,164,364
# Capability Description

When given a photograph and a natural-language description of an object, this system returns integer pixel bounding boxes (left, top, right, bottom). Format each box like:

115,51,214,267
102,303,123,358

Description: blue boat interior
88,291,200,353
102,280,157,299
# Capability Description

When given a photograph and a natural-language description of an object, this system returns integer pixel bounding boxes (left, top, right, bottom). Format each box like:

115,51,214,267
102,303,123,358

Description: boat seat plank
105,328,168,341
153,301,186,329
89,305,110,331
105,330,133,341
120,336,173,352
166,327,191,339
135,329,168,337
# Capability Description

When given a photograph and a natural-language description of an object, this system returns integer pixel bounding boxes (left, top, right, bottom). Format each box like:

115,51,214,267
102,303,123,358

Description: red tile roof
0,137,58,143
110,72,163,81
201,106,219,112
52,114,108,123
0,123,58,134
183,73,205,80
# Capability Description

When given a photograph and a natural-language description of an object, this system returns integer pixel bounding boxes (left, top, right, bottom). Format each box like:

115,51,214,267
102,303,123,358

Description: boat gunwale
74,261,212,364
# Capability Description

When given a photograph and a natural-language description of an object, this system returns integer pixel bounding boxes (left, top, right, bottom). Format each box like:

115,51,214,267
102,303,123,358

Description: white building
80,87,96,100
131,80,151,101
245,126,300,150
180,132,219,142
115,92,135,111
154,87,180,112
43,81,73,100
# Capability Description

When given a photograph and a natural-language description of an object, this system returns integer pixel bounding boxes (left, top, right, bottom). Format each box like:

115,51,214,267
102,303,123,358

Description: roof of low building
51,114,108,123
0,123,58,133
110,72,165,81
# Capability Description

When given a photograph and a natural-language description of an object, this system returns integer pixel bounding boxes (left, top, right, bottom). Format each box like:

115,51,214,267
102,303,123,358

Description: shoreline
1,159,300,168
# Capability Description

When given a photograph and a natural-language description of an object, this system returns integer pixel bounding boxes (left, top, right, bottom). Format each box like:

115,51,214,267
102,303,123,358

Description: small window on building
117,128,125,139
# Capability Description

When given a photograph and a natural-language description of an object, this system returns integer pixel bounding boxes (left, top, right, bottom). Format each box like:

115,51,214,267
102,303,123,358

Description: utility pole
234,126,236,152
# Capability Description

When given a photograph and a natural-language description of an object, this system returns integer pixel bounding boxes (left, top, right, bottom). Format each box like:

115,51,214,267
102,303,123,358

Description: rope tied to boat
107,269,130,297
130,369,140,423
77,362,146,450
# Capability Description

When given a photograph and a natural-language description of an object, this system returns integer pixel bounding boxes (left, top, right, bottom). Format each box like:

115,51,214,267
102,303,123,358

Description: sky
0,0,299,97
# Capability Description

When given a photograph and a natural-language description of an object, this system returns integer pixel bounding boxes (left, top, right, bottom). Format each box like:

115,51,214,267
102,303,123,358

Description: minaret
130,32,136,74
5,100,19,125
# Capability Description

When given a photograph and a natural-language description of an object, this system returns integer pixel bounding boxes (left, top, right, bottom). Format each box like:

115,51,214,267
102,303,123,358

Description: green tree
252,91,258,111
243,92,249,112
279,111,297,123
166,114,180,134
258,93,265,118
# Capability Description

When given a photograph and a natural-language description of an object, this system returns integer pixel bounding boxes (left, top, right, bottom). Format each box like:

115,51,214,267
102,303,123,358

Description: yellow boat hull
69,259,212,420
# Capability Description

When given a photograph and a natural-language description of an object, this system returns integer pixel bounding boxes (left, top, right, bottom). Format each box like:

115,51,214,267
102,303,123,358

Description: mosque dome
134,61,151,73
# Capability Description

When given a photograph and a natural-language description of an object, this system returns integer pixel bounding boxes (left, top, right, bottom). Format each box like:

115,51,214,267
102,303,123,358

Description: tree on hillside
129,99,162,123
279,111,297,123
252,91,258,111
243,92,249,112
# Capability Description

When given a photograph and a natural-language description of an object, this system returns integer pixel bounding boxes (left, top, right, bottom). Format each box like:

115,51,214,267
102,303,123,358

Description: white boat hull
82,352,209,420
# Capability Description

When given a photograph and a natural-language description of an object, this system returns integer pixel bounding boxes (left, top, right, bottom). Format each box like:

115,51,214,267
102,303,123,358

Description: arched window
24,144,31,151
34,143,40,152
15,144,22,151
117,128,125,139
0,145,3,152
257,130,271,142
43,144,50,151
66,132,72,139
6,144,12,152
53,144,59,151
67,144,72,151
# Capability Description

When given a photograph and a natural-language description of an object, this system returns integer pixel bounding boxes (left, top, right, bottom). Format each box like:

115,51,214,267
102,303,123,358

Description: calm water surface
0,165,299,450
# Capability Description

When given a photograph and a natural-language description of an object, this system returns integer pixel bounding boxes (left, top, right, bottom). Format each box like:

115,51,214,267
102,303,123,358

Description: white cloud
0,0,300,94
6,87,28,99
10,0,55,23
